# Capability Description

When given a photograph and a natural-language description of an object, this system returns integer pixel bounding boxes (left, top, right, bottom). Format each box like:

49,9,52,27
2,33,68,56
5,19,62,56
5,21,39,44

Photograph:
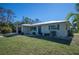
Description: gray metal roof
22,20,68,26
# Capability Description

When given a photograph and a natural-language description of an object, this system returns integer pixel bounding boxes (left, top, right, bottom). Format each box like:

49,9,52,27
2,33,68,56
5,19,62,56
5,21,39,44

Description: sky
0,3,76,22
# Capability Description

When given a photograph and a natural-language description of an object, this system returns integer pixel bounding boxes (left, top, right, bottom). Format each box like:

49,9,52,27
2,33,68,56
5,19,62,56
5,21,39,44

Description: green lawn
0,34,79,55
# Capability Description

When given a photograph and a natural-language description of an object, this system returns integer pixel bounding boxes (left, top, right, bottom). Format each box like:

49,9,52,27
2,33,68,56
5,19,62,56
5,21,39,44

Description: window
49,24,60,30
49,25,56,29
32,27,36,31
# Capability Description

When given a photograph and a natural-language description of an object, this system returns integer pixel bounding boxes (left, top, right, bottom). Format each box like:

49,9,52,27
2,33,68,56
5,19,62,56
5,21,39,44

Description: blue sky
0,3,76,22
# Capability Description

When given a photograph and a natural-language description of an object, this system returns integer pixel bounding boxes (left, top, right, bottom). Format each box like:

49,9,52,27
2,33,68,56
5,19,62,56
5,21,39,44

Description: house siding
22,26,31,34
40,23,68,37
21,22,69,38
57,23,68,37
31,26,38,35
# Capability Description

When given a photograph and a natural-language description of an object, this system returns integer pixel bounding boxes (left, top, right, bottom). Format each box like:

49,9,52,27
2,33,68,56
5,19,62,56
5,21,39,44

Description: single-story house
21,20,70,38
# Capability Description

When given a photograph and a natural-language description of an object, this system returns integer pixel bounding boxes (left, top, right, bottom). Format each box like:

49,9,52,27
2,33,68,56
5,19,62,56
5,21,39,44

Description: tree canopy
66,4,79,32
0,7,15,33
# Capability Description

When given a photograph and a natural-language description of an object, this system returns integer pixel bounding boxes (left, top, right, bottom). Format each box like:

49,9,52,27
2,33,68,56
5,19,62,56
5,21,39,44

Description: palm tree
66,13,79,22
66,13,79,32
65,4,79,32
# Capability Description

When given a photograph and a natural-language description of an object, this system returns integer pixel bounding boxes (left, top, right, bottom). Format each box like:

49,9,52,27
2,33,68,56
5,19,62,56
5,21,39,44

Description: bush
68,29,73,37
1,26,12,34
44,33,50,36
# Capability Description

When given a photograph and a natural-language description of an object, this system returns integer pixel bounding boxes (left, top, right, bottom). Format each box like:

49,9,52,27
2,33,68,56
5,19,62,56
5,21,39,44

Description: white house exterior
21,20,70,38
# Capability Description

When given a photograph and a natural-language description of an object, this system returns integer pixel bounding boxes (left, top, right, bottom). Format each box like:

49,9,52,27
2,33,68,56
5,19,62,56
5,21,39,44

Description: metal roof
22,20,68,26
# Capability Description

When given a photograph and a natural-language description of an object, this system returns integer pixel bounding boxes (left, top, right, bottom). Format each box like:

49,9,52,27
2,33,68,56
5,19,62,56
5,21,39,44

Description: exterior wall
21,25,23,33
41,22,69,38
30,26,38,35
41,25,50,35
16,25,19,34
57,23,68,37
22,26,38,35
21,26,31,34
22,22,70,38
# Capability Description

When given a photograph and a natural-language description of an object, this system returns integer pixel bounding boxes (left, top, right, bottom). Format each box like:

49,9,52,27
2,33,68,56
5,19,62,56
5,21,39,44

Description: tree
6,9,14,23
66,4,79,32
76,3,79,12
66,13,79,22
34,18,40,23
0,7,15,33
22,16,33,24
0,7,5,16
0,7,6,23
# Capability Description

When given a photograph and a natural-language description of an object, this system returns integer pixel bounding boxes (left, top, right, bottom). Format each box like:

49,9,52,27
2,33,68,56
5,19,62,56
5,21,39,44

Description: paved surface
74,33,79,35
0,36,3,37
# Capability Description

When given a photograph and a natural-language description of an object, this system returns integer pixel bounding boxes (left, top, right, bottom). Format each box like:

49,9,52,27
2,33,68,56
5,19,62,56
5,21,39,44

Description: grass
0,34,79,55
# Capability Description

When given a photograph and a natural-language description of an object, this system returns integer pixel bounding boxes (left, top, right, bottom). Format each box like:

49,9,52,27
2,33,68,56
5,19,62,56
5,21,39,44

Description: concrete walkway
74,33,79,35
0,36,4,37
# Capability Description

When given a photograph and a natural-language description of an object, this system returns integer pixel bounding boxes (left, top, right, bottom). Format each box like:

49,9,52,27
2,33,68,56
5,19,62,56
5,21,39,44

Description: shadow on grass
4,33,73,45
3,33,18,37
24,35,73,45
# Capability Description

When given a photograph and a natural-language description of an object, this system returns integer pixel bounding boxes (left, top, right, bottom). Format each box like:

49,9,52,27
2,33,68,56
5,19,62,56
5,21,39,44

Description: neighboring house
21,20,70,38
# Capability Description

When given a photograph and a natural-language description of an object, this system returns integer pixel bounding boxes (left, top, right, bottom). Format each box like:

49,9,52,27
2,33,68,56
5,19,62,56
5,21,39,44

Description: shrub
44,33,50,36
68,29,73,37
1,26,12,34
32,32,36,35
